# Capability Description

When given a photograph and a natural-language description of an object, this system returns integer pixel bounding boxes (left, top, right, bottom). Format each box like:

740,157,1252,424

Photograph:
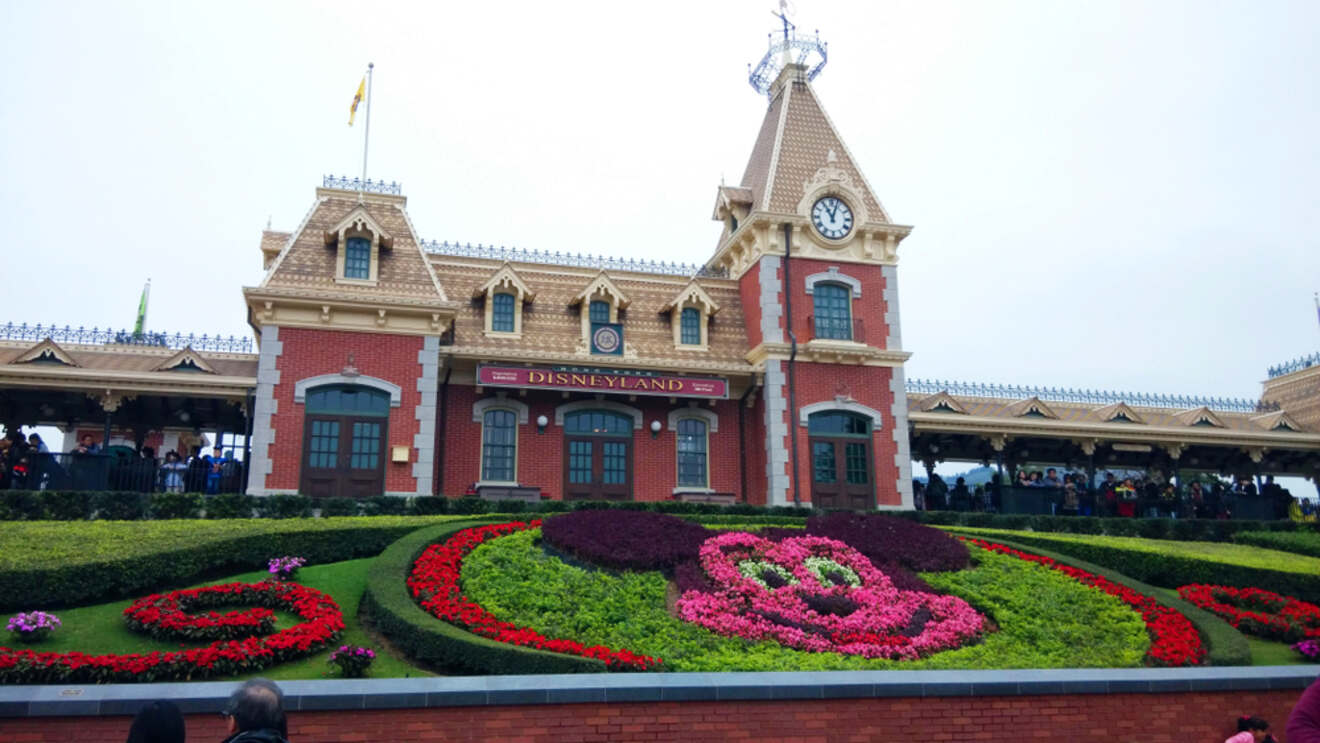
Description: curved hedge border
945,528,1320,604
956,535,1250,666
361,520,608,675
1234,530,1320,558
0,519,443,611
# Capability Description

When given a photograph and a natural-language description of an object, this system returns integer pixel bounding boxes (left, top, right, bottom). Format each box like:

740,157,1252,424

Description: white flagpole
360,63,374,191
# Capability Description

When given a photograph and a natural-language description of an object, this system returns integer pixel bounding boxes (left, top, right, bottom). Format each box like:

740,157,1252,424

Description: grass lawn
20,559,433,681
942,526,1320,574
1244,636,1311,666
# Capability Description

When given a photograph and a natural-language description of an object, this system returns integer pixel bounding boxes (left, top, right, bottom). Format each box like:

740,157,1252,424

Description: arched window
491,292,516,333
344,237,371,280
679,307,701,346
481,408,518,482
563,410,633,436
812,283,852,340
589,299,611,325
676,418,708,487
305,385,390,417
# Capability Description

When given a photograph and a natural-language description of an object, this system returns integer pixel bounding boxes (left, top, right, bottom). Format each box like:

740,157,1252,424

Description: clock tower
708,22,915,508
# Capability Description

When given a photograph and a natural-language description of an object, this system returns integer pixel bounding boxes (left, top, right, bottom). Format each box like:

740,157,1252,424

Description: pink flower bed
676,532,984,659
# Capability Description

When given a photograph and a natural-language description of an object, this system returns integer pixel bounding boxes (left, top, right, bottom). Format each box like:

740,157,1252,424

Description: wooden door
810,437,873,510
300,414,387,498
561,410,633,501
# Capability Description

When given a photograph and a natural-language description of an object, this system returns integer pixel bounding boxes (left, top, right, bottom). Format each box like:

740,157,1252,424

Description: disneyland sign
476,364,729,399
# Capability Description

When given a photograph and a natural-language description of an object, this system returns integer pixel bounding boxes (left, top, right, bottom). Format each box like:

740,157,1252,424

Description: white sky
2,1,1318,408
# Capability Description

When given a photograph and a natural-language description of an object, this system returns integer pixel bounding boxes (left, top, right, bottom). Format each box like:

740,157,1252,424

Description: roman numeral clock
811,195,853,240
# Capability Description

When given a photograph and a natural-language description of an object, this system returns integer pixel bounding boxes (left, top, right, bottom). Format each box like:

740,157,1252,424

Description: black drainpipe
783,222,801,507
737,380,756,503
435,366,452,496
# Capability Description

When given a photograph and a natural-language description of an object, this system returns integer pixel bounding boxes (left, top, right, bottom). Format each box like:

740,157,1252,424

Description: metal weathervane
748,0,828,98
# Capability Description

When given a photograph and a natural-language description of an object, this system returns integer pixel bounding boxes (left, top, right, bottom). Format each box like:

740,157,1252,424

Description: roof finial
748,2,827,98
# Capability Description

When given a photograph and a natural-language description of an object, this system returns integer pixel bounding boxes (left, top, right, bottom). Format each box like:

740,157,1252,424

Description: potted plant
7,611,61,643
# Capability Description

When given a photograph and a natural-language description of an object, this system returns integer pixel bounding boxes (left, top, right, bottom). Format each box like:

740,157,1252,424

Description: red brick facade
4,691,1305,742
263,327,425,494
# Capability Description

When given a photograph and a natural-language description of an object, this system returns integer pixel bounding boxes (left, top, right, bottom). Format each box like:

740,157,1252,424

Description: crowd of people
915,466,1311,520
0,428,242,494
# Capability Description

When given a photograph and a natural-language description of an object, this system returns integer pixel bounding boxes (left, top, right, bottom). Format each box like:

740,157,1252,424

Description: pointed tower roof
737,65,890,223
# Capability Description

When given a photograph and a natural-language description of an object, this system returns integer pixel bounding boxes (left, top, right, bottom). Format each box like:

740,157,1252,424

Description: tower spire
748,3,827,98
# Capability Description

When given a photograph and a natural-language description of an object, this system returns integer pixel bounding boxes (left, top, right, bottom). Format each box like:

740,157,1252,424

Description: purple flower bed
806,513,969,573
541,510,712,573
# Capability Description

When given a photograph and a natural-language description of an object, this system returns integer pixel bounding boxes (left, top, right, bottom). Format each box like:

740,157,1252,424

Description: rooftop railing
0,323,253,354
421,239,728,278
906,378,1273,414
321,175,402,195
1268,352,1320,379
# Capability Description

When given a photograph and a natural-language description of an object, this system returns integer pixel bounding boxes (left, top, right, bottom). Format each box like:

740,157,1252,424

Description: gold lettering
571,374,587,386
648,379,665,391
528,371,546,384
668,379,682,391
604,375,619,388
554,372,570,385
589,375,602,387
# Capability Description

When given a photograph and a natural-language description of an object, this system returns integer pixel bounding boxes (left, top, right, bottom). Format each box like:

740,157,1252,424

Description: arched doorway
300,384,389,498
808,410,873,509
562,409,633,501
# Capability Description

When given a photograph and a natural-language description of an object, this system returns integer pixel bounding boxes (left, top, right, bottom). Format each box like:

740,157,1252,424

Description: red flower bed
0,581,344,684
407,520,661,671
124,585,278,641
961,538,1205,667
1177,584,1320,643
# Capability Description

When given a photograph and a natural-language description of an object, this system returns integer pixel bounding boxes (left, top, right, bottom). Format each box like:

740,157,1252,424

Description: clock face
811,196,853,240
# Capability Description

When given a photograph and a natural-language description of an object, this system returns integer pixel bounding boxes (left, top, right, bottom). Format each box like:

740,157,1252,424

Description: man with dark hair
220,678,289,743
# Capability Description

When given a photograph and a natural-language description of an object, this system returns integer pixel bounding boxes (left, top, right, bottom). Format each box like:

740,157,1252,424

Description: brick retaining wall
2,668,1315,742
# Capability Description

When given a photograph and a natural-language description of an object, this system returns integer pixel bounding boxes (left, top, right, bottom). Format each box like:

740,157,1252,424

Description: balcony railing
0,323,252,354
321,175,402,195
9,452,247,494
905,378,1273,414
806,316,865,344
1268,352,1320,379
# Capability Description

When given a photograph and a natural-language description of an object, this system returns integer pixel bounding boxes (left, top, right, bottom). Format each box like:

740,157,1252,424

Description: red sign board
477,364,728,399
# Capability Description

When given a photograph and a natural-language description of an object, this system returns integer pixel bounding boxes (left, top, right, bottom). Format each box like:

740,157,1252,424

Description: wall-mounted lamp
649,420,662,439
536,414,549,434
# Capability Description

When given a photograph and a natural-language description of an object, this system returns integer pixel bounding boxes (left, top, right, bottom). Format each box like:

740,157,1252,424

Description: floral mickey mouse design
676,531,985,659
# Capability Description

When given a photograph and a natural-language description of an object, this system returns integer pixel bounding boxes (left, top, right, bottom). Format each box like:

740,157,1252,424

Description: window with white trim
481,408,518,482
675,417,708,487
812,283,852,340
344,237,371,280
679,308,701,346
589,300,611,325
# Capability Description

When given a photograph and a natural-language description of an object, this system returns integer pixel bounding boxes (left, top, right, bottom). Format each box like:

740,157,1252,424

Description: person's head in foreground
125,699,186,743
220,678,288,742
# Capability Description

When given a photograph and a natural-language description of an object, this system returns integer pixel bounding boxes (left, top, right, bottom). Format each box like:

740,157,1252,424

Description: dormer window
344,237,371,279
589,300,611,325
474,263,535,338
662,280,719,351
324,206,392,286
492,292,516,332
570,272,630,355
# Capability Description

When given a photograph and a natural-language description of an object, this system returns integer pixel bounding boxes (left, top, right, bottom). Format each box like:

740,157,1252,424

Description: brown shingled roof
430,259,752,372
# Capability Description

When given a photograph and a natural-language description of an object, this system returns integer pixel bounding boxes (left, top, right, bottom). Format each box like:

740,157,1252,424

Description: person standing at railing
69,434,101,491
204,446,228,495
160,451,187,493
1116,478,1137,518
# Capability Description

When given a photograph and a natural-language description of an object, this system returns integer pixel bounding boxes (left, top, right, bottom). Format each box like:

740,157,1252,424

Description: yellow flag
349,77,366,126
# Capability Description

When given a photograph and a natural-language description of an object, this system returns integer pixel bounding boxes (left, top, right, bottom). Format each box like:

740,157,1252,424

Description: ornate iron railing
321,175,402,195
1268,352,1320,379
906,378,1273,414
0,323,252,354
421,239,728,278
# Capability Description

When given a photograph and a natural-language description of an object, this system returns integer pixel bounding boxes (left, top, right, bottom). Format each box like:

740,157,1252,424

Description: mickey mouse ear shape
541,510,710,572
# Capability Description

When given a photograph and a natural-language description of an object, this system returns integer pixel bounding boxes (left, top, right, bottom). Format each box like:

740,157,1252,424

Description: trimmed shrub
806,512,969,573
361,520,608,675
361,496,409,516
0,491,49,520
1235,530,1320,559
148,492,204,519
320,497,360,517
257,494,312,519
541,510,712,573
409,496,449,515
205,493,256,519
91,491,147,520
43,491,94,521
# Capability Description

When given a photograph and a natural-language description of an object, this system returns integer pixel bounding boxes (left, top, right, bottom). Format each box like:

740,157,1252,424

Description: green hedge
903,509,1308,542
1234,530,1320,558
361,520,608,675
965,536,1251,666
0,490,820,521
0,517,460,611
947,527,1320,604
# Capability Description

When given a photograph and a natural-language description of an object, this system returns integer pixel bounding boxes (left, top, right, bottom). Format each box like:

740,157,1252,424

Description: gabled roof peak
570,272,630,309
13,338,78,367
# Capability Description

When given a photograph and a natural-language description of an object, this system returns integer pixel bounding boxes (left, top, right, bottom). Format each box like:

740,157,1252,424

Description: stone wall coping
2,666,1317,717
